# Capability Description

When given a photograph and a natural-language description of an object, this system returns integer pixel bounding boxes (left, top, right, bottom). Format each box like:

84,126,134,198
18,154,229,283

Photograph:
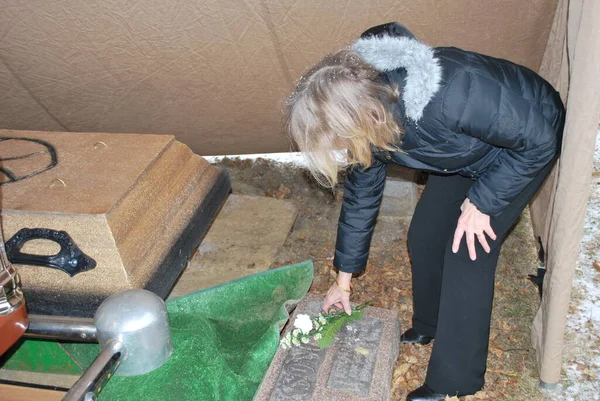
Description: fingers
484,225,497,241
477,233,491,254
321,286,336,313
454,224,481,260
466,230,477,261
322,300,350,314
322,297,334,313
321,283,352,315
453,200,497,260
452,225,465,253
341,297,352,315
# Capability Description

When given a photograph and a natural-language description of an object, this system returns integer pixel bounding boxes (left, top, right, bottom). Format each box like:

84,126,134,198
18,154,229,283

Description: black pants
406,160,555,395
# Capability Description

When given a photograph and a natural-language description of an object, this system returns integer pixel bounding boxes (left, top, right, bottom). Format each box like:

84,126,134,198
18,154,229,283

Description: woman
286,22,565,400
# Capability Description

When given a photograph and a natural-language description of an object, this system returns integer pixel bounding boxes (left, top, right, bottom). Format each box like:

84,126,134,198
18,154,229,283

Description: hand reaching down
321,271,352,315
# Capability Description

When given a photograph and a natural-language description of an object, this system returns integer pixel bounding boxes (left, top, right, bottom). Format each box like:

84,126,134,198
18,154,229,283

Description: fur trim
352,36,442,121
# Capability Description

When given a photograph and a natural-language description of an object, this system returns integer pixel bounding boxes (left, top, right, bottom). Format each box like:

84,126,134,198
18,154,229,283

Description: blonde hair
286,49,402,188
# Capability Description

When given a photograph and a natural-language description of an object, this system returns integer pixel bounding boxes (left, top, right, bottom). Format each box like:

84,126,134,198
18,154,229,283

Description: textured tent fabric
529,0,569,251
530,0,600,385
0,0,558,156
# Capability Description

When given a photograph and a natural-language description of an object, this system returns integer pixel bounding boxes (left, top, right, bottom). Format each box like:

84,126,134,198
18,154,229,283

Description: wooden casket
0,130,230,316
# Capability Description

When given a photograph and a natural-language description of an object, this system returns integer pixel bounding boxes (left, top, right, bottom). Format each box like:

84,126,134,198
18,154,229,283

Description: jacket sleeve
443,69,564,217
333,158,387,273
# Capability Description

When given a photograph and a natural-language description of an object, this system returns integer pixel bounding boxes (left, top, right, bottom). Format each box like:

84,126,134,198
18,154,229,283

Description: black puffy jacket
333,23,566,274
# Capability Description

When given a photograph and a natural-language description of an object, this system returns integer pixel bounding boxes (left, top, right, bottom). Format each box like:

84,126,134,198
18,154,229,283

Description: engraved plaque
254,294,401,401
327,318,384,396
269,344,327,401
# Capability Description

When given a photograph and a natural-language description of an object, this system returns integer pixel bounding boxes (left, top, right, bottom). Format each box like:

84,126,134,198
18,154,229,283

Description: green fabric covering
1,340,85,374
1,261,313,400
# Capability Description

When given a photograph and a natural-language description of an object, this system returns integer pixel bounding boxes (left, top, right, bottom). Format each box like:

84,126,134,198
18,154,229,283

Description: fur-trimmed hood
352,35,442,121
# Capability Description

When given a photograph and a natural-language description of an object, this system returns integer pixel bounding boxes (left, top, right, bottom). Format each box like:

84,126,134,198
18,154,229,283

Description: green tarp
1,261,314,400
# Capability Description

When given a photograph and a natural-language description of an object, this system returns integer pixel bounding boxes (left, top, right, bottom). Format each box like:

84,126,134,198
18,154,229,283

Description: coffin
0,130,230,317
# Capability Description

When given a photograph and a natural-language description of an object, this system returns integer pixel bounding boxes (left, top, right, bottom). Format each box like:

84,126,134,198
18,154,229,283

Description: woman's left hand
452,198,497,261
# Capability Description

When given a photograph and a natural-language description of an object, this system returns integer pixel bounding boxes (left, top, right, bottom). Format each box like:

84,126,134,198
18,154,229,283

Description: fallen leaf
266,183,291,199
394,363,410,376
409,379,421,388
406,355,418,364
468,391,499,399
354,346,369,355
583,368,597,379
594,260,600,272
488,368,520,377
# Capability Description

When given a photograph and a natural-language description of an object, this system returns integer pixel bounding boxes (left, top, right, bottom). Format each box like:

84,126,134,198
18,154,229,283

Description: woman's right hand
322,271,353,315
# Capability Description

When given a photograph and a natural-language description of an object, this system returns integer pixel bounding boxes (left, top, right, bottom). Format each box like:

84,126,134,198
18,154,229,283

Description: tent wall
0,0,557,155
531,0,600,385
530,0,569,252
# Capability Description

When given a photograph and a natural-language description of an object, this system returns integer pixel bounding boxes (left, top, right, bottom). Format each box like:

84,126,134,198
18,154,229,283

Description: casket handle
5,228,96,276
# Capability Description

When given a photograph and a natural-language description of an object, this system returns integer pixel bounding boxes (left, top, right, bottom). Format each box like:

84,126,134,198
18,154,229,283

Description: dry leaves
583,368,597,379
266,183,291,199
463,391,501,399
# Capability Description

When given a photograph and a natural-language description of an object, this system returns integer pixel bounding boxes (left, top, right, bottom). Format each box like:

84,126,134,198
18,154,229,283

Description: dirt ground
217,157,547,401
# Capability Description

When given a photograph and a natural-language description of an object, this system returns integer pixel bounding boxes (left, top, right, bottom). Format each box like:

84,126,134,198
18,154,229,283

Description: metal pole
62,339,126,401
24,315,97,342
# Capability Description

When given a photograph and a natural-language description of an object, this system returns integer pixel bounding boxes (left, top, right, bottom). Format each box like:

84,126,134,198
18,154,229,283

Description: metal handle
63,340,126,401
24,315,97,342
5,228,96,276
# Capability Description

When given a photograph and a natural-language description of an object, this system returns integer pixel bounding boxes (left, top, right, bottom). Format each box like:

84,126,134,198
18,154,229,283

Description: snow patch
204,152,307,167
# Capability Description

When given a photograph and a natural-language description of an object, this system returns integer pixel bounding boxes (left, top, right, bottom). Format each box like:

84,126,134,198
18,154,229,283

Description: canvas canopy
0,0,598,388
0,0,556,155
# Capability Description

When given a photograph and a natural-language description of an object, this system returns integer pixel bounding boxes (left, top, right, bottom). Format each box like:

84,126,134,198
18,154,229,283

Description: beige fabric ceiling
0,0,556,155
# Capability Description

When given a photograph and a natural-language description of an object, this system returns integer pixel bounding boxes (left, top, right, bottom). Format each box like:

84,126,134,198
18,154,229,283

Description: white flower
314,333,322,340
301,336,310,344
319,317,327,325
292,328,301,337
281,342,288,349
292,337,300,346
294,314,313,334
